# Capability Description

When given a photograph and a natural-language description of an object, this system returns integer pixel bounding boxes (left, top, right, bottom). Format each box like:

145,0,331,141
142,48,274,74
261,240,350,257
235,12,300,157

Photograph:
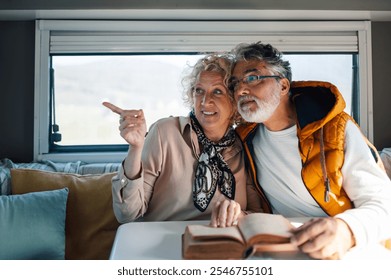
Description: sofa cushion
0,188,68,260
381,148,391,180
10,169,120,260
1,158,121,196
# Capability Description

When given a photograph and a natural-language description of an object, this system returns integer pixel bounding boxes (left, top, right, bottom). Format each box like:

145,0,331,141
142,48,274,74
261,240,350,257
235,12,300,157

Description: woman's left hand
209,198,243,228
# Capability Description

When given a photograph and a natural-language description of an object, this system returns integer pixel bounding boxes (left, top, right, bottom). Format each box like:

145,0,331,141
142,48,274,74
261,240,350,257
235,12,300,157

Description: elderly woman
103,54,261,226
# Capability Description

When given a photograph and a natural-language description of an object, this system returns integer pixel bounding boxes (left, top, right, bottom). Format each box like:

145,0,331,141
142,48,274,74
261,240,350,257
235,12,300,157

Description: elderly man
211,41,391,260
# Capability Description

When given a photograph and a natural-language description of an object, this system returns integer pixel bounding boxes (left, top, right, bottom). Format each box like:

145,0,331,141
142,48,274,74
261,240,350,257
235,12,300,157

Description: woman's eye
213,89,223,95
194,88,204,95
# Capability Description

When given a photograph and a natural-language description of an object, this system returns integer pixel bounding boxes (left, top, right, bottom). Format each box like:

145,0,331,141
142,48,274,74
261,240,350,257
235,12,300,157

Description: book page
186,224,245,244
237,213,294,245
183,226,246,260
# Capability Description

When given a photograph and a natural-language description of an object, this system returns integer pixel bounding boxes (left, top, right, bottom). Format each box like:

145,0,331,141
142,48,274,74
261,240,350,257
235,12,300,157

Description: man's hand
291,217,355,259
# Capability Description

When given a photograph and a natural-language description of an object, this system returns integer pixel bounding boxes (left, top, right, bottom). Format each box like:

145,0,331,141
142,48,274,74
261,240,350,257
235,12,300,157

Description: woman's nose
201,94,211,105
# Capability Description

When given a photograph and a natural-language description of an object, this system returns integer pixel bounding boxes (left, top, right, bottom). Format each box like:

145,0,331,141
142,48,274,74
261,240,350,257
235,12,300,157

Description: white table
110,220,207,260
109,219,391,260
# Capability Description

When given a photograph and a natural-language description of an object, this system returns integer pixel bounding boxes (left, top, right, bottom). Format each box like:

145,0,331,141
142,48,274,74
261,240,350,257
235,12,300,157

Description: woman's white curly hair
181,53,234,109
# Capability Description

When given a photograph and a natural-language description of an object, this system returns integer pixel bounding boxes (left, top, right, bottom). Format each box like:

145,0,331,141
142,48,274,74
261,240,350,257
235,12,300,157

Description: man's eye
244,75,258,83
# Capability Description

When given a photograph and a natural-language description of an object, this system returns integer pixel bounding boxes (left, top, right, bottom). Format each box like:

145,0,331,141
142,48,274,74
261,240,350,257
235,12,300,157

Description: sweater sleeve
335,121,391,247
111,122,162,223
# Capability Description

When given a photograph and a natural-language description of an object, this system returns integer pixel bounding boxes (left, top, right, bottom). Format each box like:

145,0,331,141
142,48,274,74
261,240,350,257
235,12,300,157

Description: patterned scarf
190,112,236,212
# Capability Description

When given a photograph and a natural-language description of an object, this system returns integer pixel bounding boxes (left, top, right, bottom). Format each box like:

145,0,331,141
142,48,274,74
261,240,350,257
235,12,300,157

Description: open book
182,213,299,260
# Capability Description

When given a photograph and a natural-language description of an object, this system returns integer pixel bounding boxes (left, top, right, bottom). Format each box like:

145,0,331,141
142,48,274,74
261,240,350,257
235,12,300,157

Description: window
286,54,356,117
50,54,202,149
35,20,372,162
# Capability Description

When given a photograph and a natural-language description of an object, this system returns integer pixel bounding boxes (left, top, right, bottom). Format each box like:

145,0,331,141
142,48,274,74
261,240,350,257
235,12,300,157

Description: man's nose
235,82,249,97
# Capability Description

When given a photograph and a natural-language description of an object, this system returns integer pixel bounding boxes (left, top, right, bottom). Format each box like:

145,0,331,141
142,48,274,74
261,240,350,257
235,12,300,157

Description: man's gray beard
237,93,280,123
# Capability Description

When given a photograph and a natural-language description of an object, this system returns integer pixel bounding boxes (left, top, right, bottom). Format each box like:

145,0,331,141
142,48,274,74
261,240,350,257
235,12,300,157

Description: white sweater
253,120,391,247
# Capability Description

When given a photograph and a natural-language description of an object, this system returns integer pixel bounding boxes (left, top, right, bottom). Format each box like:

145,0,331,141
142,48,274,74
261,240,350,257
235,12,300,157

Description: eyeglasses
228,75,281,92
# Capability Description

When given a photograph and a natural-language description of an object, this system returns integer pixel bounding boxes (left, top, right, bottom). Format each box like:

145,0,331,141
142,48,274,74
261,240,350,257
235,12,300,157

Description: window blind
41,20,360,54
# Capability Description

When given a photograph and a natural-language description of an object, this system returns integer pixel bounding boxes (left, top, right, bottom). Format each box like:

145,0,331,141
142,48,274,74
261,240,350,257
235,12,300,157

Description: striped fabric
0,158,120,195
380,148,391,180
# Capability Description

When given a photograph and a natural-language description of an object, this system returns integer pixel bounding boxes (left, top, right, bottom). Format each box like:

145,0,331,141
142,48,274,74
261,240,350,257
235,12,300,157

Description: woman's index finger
102,101,124,115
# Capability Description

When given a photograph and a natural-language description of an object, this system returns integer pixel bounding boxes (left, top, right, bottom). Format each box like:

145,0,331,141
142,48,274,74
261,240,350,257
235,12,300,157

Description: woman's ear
280,78,290,96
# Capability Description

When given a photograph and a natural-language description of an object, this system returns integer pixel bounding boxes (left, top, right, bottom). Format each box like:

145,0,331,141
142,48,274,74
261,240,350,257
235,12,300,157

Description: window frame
34,19,373,163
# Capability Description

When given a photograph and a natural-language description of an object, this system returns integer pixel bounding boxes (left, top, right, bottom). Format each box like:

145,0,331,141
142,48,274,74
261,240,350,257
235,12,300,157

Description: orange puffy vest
236,81,384,216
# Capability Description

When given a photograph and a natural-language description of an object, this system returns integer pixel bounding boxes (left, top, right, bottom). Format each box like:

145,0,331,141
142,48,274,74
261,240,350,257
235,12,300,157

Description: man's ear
280,78,290,96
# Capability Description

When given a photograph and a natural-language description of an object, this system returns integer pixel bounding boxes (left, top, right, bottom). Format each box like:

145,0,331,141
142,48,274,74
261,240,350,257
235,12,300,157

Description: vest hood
290,81,346,140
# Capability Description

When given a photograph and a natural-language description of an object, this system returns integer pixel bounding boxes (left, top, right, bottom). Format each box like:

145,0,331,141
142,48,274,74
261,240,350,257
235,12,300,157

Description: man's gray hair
231,41,292,83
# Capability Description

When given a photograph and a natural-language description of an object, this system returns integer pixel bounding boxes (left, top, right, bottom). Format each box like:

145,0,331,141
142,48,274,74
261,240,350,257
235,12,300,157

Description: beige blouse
112,116,261,223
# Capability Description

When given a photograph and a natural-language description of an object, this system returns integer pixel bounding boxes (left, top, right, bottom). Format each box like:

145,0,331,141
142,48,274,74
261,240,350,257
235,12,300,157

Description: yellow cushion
10,169,120,260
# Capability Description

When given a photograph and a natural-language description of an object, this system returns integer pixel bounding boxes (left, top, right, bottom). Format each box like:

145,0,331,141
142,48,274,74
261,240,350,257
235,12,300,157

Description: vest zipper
319,127,330,202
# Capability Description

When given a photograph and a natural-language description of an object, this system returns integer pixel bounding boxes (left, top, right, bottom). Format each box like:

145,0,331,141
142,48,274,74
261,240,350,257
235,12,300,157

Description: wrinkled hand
210,198,243,228
102,102,147,148
291,217,355,259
